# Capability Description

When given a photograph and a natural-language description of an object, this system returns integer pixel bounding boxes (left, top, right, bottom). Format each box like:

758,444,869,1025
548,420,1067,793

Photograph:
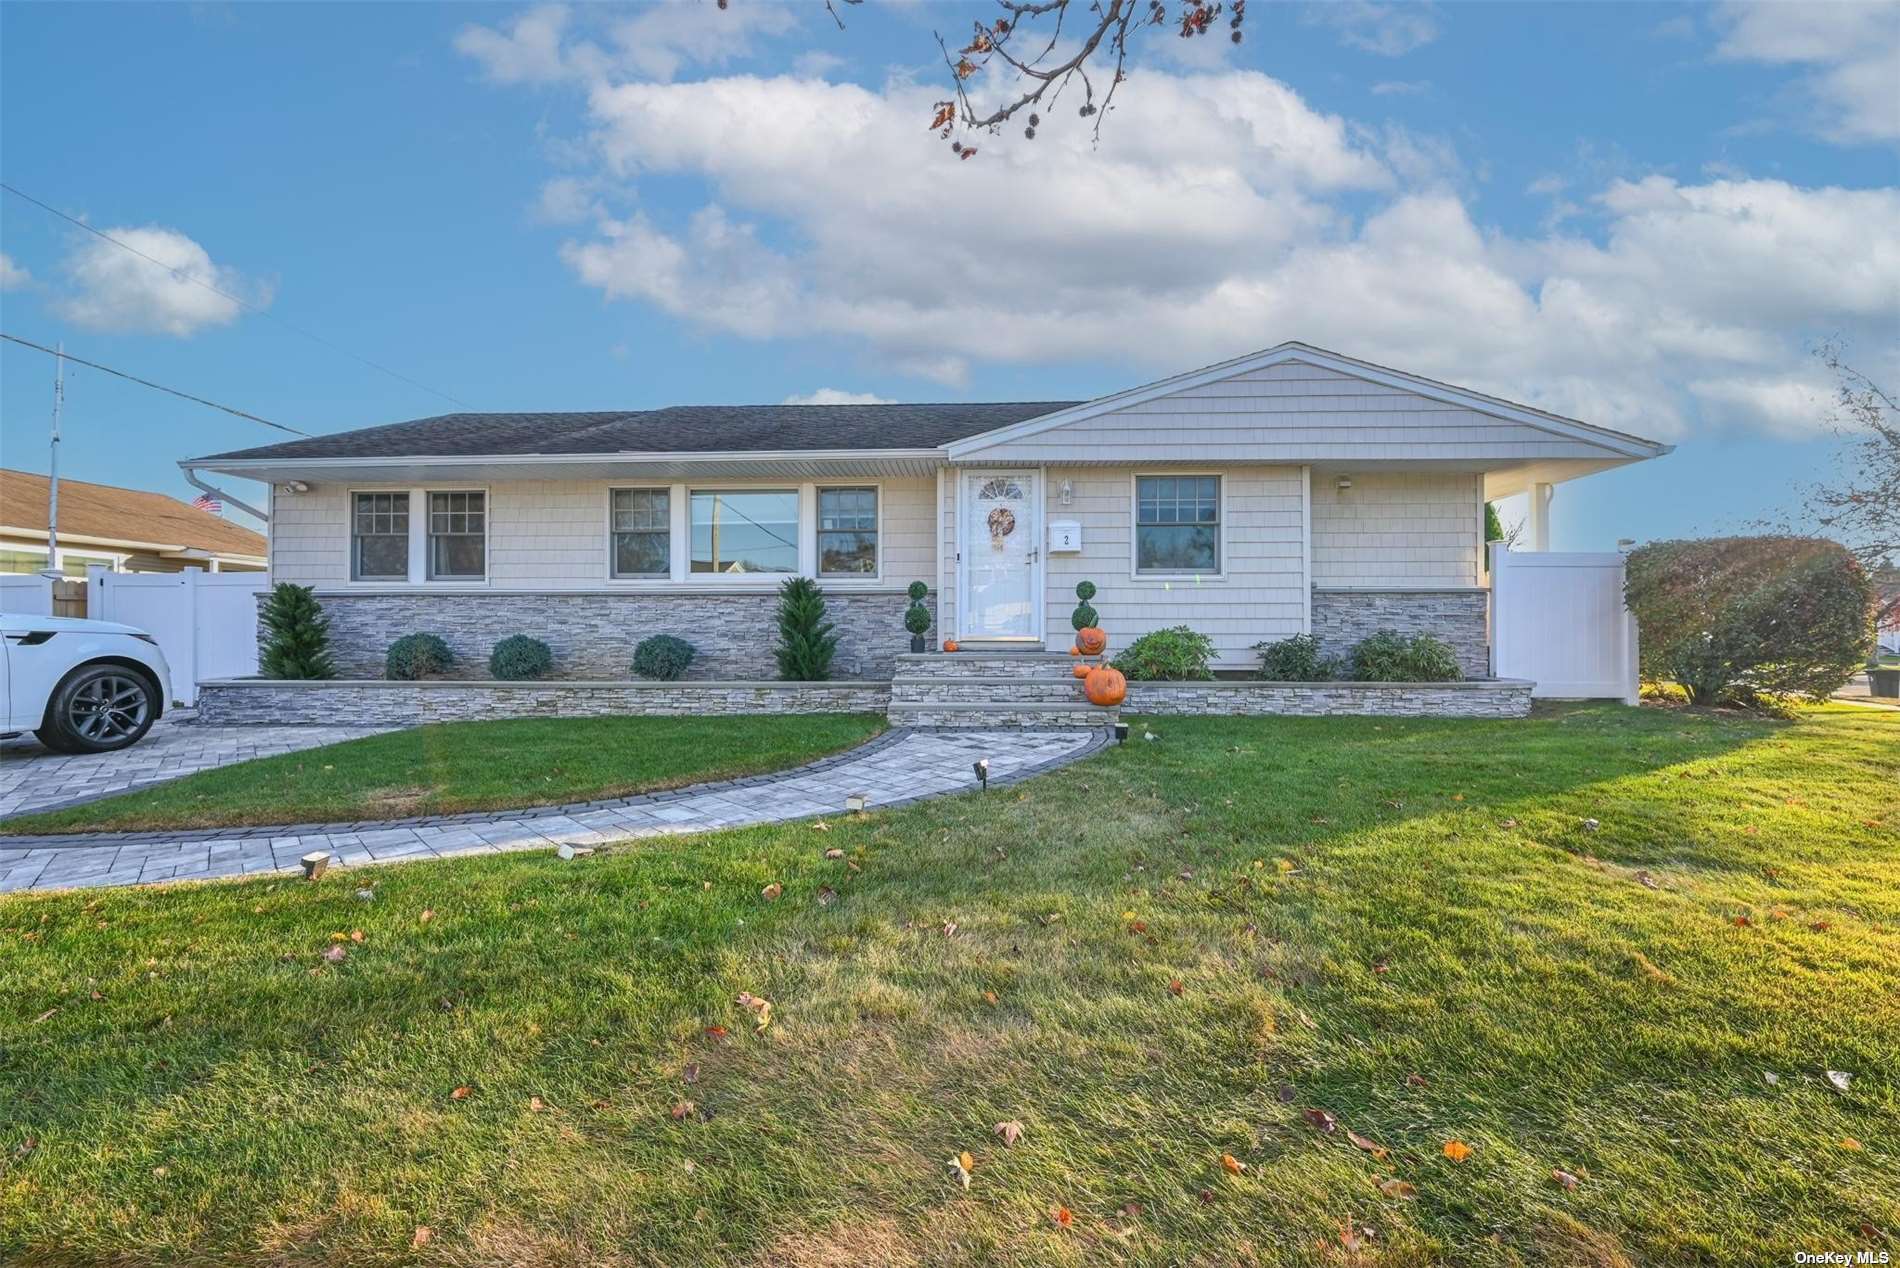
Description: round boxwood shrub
1253,633,1339,681
1349,630,1462,682
489,634,553,681
1071,580,1100,632
1112,625,1215,680
903,580,932,636
386,633,454,681
632,634,696,681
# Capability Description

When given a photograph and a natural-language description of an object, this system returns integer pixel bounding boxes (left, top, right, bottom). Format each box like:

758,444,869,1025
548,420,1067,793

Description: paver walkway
0,728,1105,894
0,712,392,819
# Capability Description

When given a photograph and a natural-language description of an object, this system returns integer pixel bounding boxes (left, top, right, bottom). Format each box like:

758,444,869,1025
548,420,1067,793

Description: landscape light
845,792,868,814
973,758,990,790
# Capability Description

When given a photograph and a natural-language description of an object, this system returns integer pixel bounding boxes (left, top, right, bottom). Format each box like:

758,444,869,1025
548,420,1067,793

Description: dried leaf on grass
993,1120,1024,1146
1347,1130,1388,1161
1377,1177,1417,1199
1220,1153,1247,1174
947,1152,973,1189
1442,1139,1472,1161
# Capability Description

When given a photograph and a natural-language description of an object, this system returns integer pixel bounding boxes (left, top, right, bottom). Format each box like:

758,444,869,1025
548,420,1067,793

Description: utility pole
43,342,65,579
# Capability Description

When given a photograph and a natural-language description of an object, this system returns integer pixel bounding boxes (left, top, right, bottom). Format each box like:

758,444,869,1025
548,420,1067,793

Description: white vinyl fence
86,566,270,706
0,575,55,616
1489,545,1639,702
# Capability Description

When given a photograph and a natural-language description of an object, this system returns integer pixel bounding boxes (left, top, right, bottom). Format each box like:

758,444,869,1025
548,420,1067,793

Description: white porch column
1526,482,1554,551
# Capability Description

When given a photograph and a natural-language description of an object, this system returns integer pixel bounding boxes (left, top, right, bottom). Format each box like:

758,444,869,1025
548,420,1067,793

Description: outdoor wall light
845,792,868,814
1114,722,1130,745
1060,479,1074,505
973,758,990,790
1336,475,1353,491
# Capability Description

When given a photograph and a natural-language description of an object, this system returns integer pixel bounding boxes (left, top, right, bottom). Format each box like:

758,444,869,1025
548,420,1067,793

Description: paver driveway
0,712,390,819
0,728,1106,893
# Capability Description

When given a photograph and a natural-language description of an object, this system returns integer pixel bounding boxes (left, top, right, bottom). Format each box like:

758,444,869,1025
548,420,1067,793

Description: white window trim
684,486,805,583
814,483,884,584
604,485,674,582
1128,471,1228,582
345,486,490,587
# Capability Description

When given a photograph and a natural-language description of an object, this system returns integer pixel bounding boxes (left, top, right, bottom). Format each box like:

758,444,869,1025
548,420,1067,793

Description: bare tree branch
1805,340,1900,628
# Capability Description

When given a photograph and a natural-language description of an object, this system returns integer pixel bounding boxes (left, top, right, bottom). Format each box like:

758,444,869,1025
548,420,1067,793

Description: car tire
36,663,160,755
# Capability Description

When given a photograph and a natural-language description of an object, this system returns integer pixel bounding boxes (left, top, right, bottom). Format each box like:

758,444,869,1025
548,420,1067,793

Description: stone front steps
888,650,1118,729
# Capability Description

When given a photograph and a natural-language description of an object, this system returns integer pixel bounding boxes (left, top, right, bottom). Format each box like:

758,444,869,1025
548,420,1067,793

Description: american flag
190,493,223,514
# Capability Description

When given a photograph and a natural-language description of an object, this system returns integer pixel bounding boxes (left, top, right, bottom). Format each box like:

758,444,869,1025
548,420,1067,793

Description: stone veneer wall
279,590,930,682
1123,678,1532,718
198,679,892,726
1310,589,1490,678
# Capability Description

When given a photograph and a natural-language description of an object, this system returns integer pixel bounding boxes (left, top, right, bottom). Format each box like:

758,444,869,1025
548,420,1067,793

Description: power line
0,182,475,410
1,333,310,436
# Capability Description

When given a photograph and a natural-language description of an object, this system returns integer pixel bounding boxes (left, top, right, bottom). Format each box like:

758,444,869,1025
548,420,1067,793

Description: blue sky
2,0,1895,548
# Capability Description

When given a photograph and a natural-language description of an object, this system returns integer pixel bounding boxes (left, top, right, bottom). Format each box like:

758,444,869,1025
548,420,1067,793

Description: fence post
1488,543,1508,680
86,563,108,622
179,567,201,707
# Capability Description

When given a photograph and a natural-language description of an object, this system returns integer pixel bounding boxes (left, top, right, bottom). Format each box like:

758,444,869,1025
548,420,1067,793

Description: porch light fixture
1114,722,1129,745
1060,479,1074,505
300,851,331,881
973,758,990,790
1335,475,1353,491
845,792,868,814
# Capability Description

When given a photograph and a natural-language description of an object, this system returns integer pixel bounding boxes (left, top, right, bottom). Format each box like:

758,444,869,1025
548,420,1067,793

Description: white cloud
465,18,1898,442
1370,79,1430,95
534,175,601,224
1305,1,1440,57
782,388,894,405
54,226,262,337
455,1,800,87
1715,0,1900,143
0,252,29,290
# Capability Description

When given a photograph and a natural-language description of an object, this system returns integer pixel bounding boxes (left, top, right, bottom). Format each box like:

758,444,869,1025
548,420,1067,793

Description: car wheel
37,664,159,754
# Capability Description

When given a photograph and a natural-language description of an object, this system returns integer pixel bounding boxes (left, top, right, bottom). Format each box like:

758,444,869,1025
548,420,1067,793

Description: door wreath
986,506,1017,550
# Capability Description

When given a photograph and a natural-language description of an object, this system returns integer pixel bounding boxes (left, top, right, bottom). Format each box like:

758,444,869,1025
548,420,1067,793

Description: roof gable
945,342,1669,463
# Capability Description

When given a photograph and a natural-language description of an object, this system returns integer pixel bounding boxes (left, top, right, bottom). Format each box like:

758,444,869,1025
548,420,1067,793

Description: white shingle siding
957,361,1610,464
1310,471,1482,588
268,477,937,591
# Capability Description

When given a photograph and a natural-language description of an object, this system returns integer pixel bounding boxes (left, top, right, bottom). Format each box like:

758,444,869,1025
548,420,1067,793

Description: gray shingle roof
196,402,1081,462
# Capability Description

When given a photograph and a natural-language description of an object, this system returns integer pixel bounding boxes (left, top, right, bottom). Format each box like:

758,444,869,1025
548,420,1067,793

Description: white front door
959,469,1041,640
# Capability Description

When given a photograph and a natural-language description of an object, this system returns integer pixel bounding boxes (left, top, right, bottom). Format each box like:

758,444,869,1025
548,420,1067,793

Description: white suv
0,613,173,753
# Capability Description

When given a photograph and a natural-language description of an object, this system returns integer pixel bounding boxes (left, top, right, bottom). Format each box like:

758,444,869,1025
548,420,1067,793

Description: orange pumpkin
1069,644,1080,656
1075,626,1108,656
943,639,959,652
1072,663,1091,679
1084,665,1127,707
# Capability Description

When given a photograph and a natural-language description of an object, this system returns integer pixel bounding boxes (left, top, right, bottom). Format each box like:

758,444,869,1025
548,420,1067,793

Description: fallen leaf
761,883,782,901
942,921,958,937
1552,1168,1580,1191
704,1025,729,1040
736,992,773,1035
1304,1109,1338,1133
671,1101,696,1120
1050,1204,1073,1228
1732,915,1751,928
1220,1153,1247,1174
813,820,830,832
419,909,435,923
1827,1070,1854,1093
1167,979,1184,997
31,1008,58,1024
349,929,366,943
528,1096,546,1113
1198,1187,1215,1203
411,1226,433,1249
994,1120,1024,1146
1842,1137,1863,1151
1347,1130,1388,1161
824,848,844,860
1121,1201,1143,1217
321,946,347,963
1378,1177,1417,1199
1405,1073,1429,1088
983,990,999,1006
450,1085,471,1101
682,1063,700,1084
947,1152,972,1189
1442,1139,1472,1162
1763,1071,1780,1085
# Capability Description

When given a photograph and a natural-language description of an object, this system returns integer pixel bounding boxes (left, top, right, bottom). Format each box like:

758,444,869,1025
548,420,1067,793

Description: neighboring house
1876,565,1900,655
183,342,1671,681
0,468,267,576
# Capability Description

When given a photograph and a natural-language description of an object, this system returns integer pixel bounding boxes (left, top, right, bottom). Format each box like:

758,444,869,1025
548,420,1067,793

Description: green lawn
1,714,888,834
2,703,1895,1266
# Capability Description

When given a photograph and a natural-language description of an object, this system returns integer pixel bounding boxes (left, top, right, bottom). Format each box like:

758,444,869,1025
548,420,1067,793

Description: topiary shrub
258,582,336,680
386,633,454,681
489,634,553,681
775,577,838,680
1071,579,1099,632
903,580,932,637
1112,625,1216,680
1254,633,1339,681
1349,631,1462,682
1624,535,1874,705
632,634,696,681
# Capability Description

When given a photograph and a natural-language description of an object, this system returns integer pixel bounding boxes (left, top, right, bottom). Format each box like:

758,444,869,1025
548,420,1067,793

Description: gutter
180,464,269,524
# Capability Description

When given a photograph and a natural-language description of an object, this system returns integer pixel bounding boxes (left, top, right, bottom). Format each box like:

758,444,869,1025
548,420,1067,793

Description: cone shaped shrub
259,583,336,680
775,577,838,681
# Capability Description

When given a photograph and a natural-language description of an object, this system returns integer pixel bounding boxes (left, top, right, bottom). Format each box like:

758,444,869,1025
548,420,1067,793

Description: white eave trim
943,342,1674,461
181,448,948,474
